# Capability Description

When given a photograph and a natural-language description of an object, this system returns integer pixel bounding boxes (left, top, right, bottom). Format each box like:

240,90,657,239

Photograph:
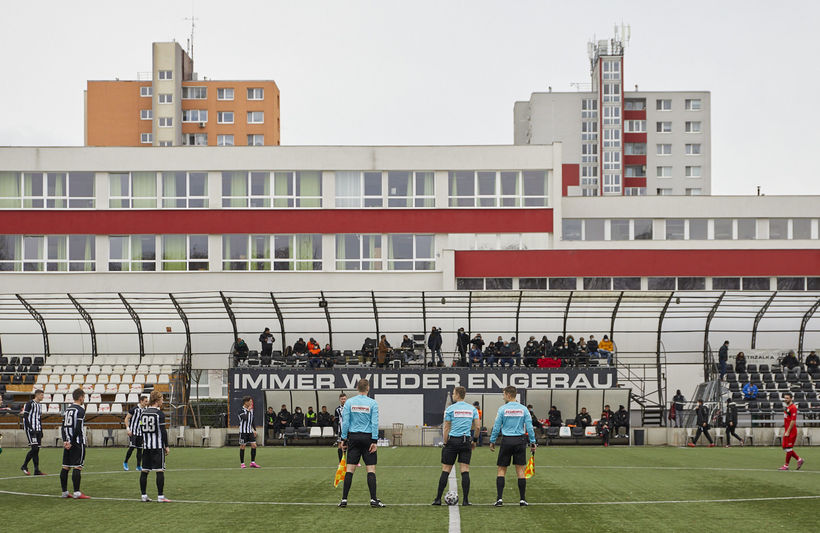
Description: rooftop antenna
184,6,198,60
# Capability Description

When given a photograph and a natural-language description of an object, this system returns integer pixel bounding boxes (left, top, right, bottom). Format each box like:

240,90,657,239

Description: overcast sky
1,0,818,195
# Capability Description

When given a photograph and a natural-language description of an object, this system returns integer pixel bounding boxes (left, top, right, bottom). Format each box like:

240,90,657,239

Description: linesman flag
524,451,535,479
334,453,347,487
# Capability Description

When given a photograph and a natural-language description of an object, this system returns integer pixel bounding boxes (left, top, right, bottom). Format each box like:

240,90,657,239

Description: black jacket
614,409,629,426
548,409,562,427
524,342,539,358
725,404,738,427
293,340,307,354
672,393,685,410
276,409,291,425
291,411,305,428
456,332,470,351
428,330,442,350
529,409,543,428
718,344,728,363
587,339,599,353
470,337,485,351
259,332,275,347
696,405,710,426
576,412,592,428
806,353,819,370
317,411,333,427
509,341,521,356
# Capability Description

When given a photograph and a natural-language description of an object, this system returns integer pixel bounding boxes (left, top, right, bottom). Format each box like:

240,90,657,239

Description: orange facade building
85,42,279,147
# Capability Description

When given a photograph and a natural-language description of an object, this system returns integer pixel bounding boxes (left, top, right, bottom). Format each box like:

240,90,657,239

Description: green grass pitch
0,444,816,532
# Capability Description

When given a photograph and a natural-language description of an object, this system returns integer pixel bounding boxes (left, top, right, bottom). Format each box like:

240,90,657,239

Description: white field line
448,469,460,533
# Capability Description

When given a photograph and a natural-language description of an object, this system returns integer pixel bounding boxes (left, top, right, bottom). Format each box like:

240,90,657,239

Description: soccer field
0,445,816,532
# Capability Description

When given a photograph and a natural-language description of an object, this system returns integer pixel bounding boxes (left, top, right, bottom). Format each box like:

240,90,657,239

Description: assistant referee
432,386,479,506
489,385,536,507
338,379,385,508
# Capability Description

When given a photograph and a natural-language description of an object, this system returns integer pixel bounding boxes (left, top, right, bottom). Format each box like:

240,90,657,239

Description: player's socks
72,469,81,493
496,476,505,501
140,471,148,495
156,472,165,496
251,447,256,462
136,448,143,468
461,472,471,502
342,472,353,499
436,471,449,500
125,446,134,465
60,469,68,492
32,447,39,472
22,448,33,470
366,472,377,500
517,478,526,501
240,448,245,464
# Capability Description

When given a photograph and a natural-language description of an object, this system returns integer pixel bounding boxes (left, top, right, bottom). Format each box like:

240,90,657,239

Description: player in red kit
778,392,804,471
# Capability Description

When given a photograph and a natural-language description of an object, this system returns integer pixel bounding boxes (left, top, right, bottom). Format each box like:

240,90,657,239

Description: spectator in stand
305,407,317,427
781,350,800,379
307,338,322,368
523,337,539,367
259,328,275,359
232,337,249,366
724,401,743,447
539,335,552,355
469,345,483,367
274,404,291,437
718,340,729,380
734,351,747,373
578,337,587,353
509,337,522,367
806,350,819,378
456,328,470,366
293,338,307,357
687,399,715,447
742,381,758,400
427,327,443,367
672,390,686,428
576,407,592,429
587,335,599,358
470,333,485,353
321,343,334,368
566,335,578,359
483,342,497,368
614,405,629,436
317,406,333,428
596,413,612,447
602,404,615,421
377,335,391,368
498,341,514,367
547,406,562,427
401,335,414,350
599,335,614,365
291,407,305,429
265,406,276,440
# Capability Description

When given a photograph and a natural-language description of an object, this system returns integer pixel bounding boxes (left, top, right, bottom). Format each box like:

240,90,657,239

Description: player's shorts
497,435,528,466
441,436,473,465
782,431,797,449
62,444,85,468
129,434,144,448
141,449,166,472
239,432,256,446
26,430,43,447
346,432,377,466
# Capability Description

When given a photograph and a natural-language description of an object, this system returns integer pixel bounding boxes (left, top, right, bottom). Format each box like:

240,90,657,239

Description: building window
182,109,208,123
158,70,172,80
742,277,770,291
158,141,172,147
656,99,671,111
685,166,702,178
657,188,673,196
217,111,234,124
678,277,705,290
602,60,621,80
712,277,740,290
336,234,383,270
140,109,152,120
158,117,173,127
581,121,598,141
613,277,641,290
777,277,805,291
610,219,630,241
336,171,384,208
2,172,94,209
0,235,95,272
656,121,672,133
685,143,702,155
625,166,645,178
161,235,208,271
140,86,152,98
387,234,435,270
584,277,612,290
581,99,598,118
793,219,811,239
584,219,605,240
769,219,788,240
109,172,157,208
602,172,621,195
247,111,264,124
810,278,820,291
217,88,234,101
634,219,653,240
448,170,548,208
387,171,435,207
140,133,152,144
181,86,207,99
685,98,702,111
562,219,582,241
581,143,598,162
485,278,513,290
689,219,708,240
603,129,621,148
624,187,646,196
519,278,547,290
457,278,484,290
109,235,155,271
247,134,264,146
182,133,207,146
656,144,672,156
624,120,646,133
685,121,702,133
737,219,756,240
158,94,172,104
549,277,577,290
602,105,620,125
217,134,234,146
274,171,322,208
221,171,321,208
221,234,320,271
161,172,208,208
666,219,685,240
648,277,675,290
657,166,672,178
247,88,264,100
714,219,733,240
274,234,323,271
624,143,646,156
624,99,646,110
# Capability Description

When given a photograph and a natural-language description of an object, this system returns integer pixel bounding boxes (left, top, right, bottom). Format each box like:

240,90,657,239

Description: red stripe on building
0,208,554,235
623,133,647,144
623,177,646,188
623,109,646,120
561,164,580,197
623,155,646,167
454,249,820,277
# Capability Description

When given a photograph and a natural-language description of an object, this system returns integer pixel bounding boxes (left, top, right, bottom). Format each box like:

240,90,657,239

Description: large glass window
162,172,208,208
678,277,705,290
448,170,548,207
648,277,675,290
769,219,788,240
273,234,322,271
562,219,582,241
519,278,547,290
777,277,805,291
335,171,383,207
387,234,435,271
273,171,322,208
222,234,274,271
485,278,513,290
161,235,208,271
610,219,630,241
584,219,605,241
11,235,95,272
182,109,208,122
457,278,483,290
584,277,612,290
0,172,21,208
109,172,157,208
387,171,435,208
634,219,653,240
181,87,207,99
712,277,740,290
665,219,685,240
9,172,95,209
613,277,640,290
336,234,382,270
109,235,156,271
737,219,756,240
549,277,577,290
714,219,733,240
793,219,811,239
742,277,770,291
689,219,708,240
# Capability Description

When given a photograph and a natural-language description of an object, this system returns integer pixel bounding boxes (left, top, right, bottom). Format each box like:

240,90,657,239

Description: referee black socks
496,476,505,501
517,478,526,501
461,472,470,502
367,472,377,500
342,472,353,499
60,469,68,492
156,471,165,495
436,471,449,499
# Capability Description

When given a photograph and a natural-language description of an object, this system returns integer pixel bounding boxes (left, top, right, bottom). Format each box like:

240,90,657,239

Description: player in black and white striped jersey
123,394,149,471
139,390,170,502
61,388,90,499
238,396,260,468
20,389,45,476
335,393,347,461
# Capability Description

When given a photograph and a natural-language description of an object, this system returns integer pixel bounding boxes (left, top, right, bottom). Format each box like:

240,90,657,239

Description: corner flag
334,453,347,487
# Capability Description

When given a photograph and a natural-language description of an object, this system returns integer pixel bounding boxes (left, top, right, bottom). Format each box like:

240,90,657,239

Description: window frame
161,171,208,208
247,88,265,100
161,234,209,271
157,70,173,80
139,86,152,98
108,235,156,272
181,86,207,100
335,233,383,271
217,88,235,101
217,111,234,124
447,170,548,208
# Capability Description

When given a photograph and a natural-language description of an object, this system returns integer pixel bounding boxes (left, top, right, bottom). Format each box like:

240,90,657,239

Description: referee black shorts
346,432,377,466
497,435,527,466
141,449,166,472
26,430,43,447
441,436,472,465
62,444,86,468
129,434,144,448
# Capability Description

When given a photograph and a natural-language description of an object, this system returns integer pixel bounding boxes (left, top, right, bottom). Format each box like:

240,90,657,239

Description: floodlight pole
119,293,145,359
371,290,380,343
67,293,97,362
16,294,49,359
751,291,776,349
421,291,428,366
515,291,523,341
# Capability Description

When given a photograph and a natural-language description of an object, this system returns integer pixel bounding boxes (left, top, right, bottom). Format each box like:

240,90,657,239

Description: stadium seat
111,404,123,414
160,365,173,374
124,365,137,375
36,374,48,385
546,427,560,438
97,374,109,384
52,393,64,404
712,427,724,446
121,374,133,384
48,374,60,384
115,393,126,403
99,403,111,413
571,427,584,437
100,365,113,375
772,427,783,446
321,427,335,438
42,393,52,403
145,374,157,384
44,383,56,393
112,365,125,375
133,374,146,384
90,393,101,403
127,393,139,403
296,427,310,438
801,428,812,446
158,375,170,384
176,426,187,447
82,384,93,395
131,383,144,393
93,384,105,394
148,365,161,375
105,383,118,393
116,384,128,393
747,364,757,373
109,374,121,384
60,374,73,384
52,365,65,375
56,383,69,393
86,403,98,414
309,427,322,438
33,356,44,367
9,356,19,366
584,426,597,437
47,404,60,413
84,374,96,384
283,427,296,439
88,365,101,375
559,427,572,438
63,365,77,375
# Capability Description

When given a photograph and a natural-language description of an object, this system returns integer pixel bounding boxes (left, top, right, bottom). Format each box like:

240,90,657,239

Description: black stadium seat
546,427,560,438
21,356,32,366
759,364,770,373
571,427,584,437
260,354,272,366
0,357,8,366
33,357,44,366
746,364,757,373
9,356,19,366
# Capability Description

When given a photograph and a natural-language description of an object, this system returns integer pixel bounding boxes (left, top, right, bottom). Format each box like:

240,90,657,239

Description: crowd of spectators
266,404,336,438
530,403,629,446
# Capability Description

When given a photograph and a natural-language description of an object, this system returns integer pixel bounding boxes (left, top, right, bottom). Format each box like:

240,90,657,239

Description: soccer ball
444,490,459,506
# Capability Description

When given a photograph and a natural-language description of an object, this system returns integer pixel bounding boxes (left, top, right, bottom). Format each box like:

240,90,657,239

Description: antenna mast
184,8,198,60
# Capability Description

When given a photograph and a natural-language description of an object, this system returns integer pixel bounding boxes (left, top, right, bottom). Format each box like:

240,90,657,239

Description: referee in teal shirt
490,385,536,506
432,386,480,506
339,379,385,508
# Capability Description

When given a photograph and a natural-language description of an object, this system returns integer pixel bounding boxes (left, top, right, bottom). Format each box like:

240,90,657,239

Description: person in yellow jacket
598,335,614,365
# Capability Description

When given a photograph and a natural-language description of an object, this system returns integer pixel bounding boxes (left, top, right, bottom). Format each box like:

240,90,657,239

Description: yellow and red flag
524,453,535,479
334,453,347,487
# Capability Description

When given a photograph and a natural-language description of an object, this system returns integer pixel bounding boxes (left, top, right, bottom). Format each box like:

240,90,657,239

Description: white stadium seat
56,383,69,393
309,427,322,438
118,384,130,393
115,393,126,403
97,374,109,384
73,374,85,384
146,375,158,385
127,393,139,403
112,365,126,375
100,365,113,375
131,383,144,393
64,365,77,375
160,365,173,375
111,404,123,414
124,365,137,375
86,403,98,414
121,374,133,384
93,384,105,394
51,365,65,375
52,393,64,404
47,404,60,413
42,393,52,403
88,365,101,375
90,393,102,403
149,365,161,375
134,374,146,384
36,374,48,385
82,384,94,394
40,365,53,375
321,427,335,437
60,374,72,384
44,384,56,394
105,383,118,393
48,374,60,384
85,374,97,384
158,375,170,384
109,374,121,384
99,404,111,413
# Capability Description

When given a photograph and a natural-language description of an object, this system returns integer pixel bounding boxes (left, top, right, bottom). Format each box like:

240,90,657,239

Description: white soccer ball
444,490,459,506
